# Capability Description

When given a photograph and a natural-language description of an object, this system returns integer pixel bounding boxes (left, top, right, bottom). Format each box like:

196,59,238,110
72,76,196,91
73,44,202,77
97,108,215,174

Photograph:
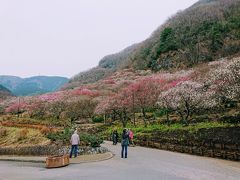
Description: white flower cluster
158,81,217,112
207,57,240,100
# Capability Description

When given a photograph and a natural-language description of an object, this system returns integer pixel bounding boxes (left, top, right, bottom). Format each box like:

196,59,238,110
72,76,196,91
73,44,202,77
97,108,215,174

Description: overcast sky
0,0,198,78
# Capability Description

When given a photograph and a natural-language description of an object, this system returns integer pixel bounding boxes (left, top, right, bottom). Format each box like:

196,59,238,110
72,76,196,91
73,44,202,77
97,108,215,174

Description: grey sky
0,0,198,78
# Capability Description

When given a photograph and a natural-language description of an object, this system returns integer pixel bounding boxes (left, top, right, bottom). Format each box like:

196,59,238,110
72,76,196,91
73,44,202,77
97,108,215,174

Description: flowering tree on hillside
94,97,113,116
25,99,46,118
158,81,217,124
163,76,190,89
95,92,131,127
5,98,28,116
207,57,240,103
38,92,62,102
47,100,66,120
65,96,98,125
114,90,132,127
127,77,165,126
95,76,167,127
71,88,99,97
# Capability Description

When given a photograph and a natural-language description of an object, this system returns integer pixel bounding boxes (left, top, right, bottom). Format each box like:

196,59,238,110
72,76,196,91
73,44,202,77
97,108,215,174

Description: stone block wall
0,145,108,156
134,127,240,161
0,144,60,156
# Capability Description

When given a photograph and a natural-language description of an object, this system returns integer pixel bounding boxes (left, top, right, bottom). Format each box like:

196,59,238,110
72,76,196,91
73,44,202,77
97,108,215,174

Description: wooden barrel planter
46,154,70,168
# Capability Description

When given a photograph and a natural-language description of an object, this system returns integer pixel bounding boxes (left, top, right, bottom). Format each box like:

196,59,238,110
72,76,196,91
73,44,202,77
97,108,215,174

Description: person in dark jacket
121,129,129,158
112,130,119,145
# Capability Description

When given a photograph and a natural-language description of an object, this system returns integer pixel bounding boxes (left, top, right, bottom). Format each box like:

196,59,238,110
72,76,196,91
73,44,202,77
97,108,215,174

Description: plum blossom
158,80,217,123
207,57,240,100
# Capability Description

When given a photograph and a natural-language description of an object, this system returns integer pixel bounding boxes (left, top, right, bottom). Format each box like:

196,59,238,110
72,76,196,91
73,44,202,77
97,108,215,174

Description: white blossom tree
158,81,217,124
207,57,240,102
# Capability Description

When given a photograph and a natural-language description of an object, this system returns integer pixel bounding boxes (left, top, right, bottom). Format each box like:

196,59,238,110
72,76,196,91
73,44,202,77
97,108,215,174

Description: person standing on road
128,129,134,146
121,129,129,158
70,130,80,158
112,130,119,145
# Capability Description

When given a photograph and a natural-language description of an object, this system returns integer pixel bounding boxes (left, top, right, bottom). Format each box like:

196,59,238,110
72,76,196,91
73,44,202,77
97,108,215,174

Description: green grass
101,121,236,137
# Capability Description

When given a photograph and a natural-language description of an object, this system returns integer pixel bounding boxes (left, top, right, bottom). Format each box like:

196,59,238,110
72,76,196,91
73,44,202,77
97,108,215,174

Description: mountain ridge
0,75,69,96
0,84,13,100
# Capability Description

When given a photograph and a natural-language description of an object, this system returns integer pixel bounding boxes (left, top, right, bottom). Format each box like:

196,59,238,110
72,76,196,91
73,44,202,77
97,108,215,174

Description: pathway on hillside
0,141,240,180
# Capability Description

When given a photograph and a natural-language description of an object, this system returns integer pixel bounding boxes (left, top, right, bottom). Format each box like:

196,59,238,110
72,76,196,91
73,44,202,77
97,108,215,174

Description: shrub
0,128,7,136
80,133,103,147
46,128,71,144
220,115,240,125
46,128,103,147
92,116,104,123
46,132,59,142
18,129,29,140
154,109,167,117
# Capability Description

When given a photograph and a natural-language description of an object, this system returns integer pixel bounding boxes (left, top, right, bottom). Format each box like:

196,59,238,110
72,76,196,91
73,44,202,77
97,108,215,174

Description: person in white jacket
70,130,80,158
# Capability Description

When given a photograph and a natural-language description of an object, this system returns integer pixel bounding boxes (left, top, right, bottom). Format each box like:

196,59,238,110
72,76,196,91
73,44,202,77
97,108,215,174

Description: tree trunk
178,111,184,124
104,113,106,124
132,92,136,126
133,112,136,127
113,111,116,122
142,108,147,127
119,111,126,128
123,110,127,128
166,109,170,126
184,101,190,125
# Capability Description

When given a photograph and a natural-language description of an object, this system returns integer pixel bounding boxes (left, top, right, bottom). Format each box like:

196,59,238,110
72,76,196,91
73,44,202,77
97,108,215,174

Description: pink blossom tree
5,98,28,116
38,92,62,102
71,88,99,97
47,100,67,120
95,76,167,127
126,77,165,126
95,92,131,127
65,96,98,125
25,99,46,118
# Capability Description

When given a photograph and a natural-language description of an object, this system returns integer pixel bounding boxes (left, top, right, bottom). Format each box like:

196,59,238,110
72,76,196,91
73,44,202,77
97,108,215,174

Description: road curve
0,141,240,180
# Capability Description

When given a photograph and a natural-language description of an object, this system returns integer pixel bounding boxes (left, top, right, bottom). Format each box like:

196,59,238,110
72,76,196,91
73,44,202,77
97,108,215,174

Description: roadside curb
0,157,45,163
0,152,114,164
70,152,114,164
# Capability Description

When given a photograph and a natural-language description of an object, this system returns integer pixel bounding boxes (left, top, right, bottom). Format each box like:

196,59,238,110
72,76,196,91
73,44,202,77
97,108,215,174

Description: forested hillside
67,0,240,89
131,0,240,71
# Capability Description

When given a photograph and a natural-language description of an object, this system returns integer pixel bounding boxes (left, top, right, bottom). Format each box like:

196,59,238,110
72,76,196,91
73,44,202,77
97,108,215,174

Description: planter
46,154,69,168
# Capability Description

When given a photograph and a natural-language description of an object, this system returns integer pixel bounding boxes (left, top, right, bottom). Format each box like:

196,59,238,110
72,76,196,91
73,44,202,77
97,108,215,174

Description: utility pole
17,97,20,118
132,91,136,127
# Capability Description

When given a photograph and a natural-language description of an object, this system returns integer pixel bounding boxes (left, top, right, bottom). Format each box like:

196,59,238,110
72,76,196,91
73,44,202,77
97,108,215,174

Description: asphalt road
0,141,240,180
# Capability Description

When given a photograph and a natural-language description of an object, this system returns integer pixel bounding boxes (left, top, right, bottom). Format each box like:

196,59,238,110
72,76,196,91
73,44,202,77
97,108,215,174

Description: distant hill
67,0,240,89
0,76,23,91
0,84,13,99
0,76,69,96
67,44,138,89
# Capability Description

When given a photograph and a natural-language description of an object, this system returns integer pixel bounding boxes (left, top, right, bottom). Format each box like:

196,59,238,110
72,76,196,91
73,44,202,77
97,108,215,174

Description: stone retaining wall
134,127,240,161
0,144,60,156
0,144,108,156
